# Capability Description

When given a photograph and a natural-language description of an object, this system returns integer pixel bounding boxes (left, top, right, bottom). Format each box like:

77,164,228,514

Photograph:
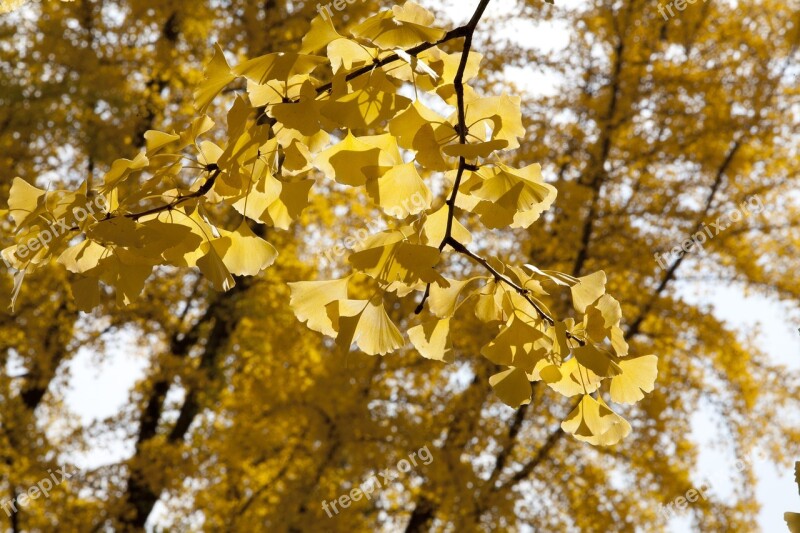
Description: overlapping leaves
2,1,657,445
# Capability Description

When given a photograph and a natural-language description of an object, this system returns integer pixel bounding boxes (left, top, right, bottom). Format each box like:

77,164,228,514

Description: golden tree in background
0,0,798,531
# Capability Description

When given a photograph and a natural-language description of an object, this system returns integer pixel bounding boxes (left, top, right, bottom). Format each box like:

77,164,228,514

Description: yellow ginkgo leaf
462,163,557,229
545,357,602,397
561,394,631,446
197,241,236,292
315,132,400,186
441,139,509,159
232,173,314,230
427,276,482,318
459,94,526,150
57,239,108,275
366,163,432,218
547,321,572,364
194,44,236,112
609,355,659,404
321,70,411,129
329,298,404,356
8,177,46,229
388,100,449,150
421,205,472,246
349,230,447,294
299,13,342,54
288,277,350,337
327,38,376,72
209,222,277,277
351,4,445,50
408,318,453,363
233,52,326,84
474,280,506,324
144,130,180,155
584,294,622,342
481,313,551,372
573,343,622,378
571,270,607,313
100,152,149,194
489,367,532,408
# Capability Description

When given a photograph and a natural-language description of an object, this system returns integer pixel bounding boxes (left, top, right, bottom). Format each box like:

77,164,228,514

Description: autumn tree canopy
0,0,798,531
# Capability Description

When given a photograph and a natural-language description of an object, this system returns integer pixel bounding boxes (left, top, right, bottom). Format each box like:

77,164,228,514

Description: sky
44,0,800,531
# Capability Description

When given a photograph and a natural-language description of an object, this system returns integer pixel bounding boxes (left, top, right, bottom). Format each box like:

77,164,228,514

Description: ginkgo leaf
481,313,551,372
561,394,631,446
100,152,149,193
388,100,448,150
8,177,46,229
315,132,400,186
459,163,557,229
141,209,210,267
178,115,216,150
329,298,404,356
266,80,324,136
144,130,180,154
408,318,453,363
441,139,509,159
545,357,602,397
233,52,326,84
421,205,472,246
571,270,607,313
194,44,236,112
321,70,411,129
300,13,342,54
57,239,108,274
365,163,432,218
197,241,236,292
427,276,482,318
288,277,350,337
232,172,314,230
327,38,376,72
349,230,447,294
610,326,629,357
584,294,622,342
474,280,506,324
609,355,658,404
282,139,312,172
547,321,572,364
351,3,445,50
573,343,622,378
460,94,526,150
489,367,532,408
208,222,277,277
537,363,563,384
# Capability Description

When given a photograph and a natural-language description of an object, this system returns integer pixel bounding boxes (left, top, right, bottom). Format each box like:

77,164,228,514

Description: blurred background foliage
0,0,799,531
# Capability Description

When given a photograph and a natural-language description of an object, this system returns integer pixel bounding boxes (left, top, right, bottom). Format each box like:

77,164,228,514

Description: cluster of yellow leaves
2,1,656,445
